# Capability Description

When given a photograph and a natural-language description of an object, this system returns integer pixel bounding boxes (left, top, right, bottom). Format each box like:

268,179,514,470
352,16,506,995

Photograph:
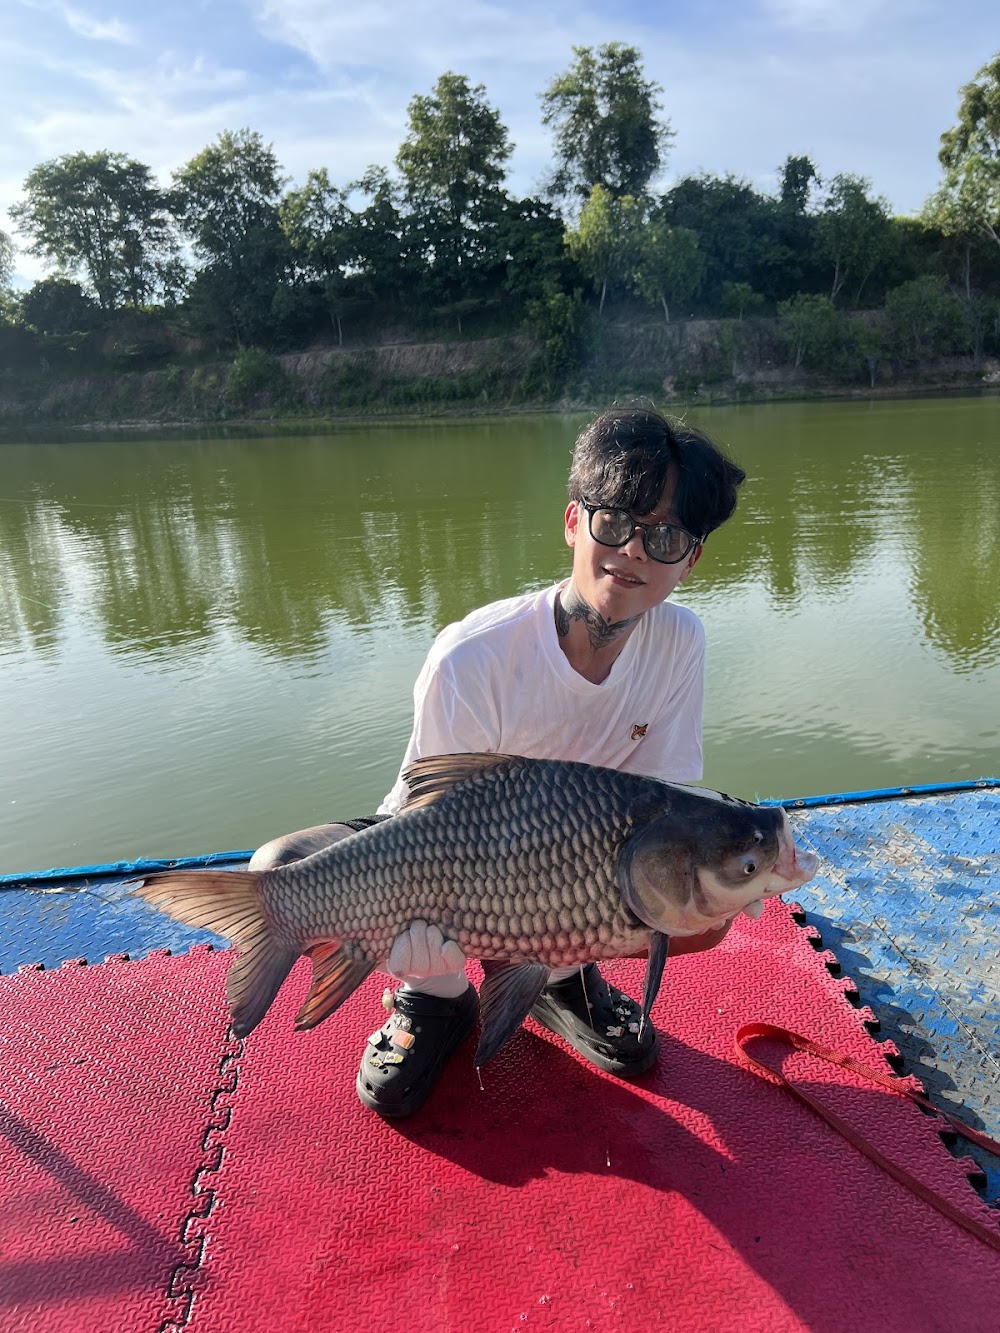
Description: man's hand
387,919,467,980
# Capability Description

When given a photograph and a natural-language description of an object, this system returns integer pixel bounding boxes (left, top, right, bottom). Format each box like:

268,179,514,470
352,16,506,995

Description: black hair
567,407,746,539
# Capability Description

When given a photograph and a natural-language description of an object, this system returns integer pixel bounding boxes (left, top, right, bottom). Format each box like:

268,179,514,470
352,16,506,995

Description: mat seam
786,899,992,1204
157,1001,244,1331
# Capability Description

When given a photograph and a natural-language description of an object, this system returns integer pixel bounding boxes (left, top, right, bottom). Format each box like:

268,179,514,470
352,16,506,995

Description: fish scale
269,759,649,967
135,753,817,1053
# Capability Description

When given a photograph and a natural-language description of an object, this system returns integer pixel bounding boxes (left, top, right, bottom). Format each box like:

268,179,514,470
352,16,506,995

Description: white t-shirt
378,582,705,815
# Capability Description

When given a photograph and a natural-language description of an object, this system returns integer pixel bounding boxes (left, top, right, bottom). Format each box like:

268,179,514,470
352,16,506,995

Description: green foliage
497,197,578,302
630,219,703,322
10,150,179,309
281,169,354,283
959,293,1000,363
816,174,897,305
397,72,512,298
936,52,1000,253
523,289,592,390
540,43,672,203
172,129,290,345
851,321,885,387
20,277,101,334
5,51,1000,418
567,185,646,314
884,276,964,365
777,293,850,371
658,173,818,308
719,282,765,320
349,166,414,304
779,156,818,214
225,346,288,403
0,229,13,289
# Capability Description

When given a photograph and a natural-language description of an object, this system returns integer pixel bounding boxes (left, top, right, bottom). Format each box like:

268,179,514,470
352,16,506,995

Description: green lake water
1,395,998,874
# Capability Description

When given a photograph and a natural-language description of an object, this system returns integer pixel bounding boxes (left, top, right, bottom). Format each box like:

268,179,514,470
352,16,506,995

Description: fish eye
742,859,758,875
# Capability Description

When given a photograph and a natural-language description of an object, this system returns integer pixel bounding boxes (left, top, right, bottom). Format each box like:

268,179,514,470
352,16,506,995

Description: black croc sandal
355,985,479,1117
529,963,659,1077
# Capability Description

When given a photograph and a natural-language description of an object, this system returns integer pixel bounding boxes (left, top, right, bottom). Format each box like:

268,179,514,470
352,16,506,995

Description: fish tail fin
134,870,298,1037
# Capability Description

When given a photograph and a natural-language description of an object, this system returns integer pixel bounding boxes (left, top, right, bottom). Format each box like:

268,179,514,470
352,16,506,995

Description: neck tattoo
555,587,639,652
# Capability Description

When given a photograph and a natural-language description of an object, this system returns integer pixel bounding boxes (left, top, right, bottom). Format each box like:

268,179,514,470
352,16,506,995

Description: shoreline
4,377,998,442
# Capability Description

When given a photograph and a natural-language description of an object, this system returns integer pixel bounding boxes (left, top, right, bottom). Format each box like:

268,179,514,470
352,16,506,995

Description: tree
719,281,765,320
936,53,1000,254
630,218,703,323
567,184,645,314
777,293,847,370
0,229,12,289
851,320,885,387
495,197,578,304
524,289,591,392
349,166,414,306
658,173,808,308
779,155,818,214
19,277,100,334
172,129,290,344
816,173,897,304
884,275,963,366
540,43,672,204
280,169,357,342
10,151,178,309
396,72,512,297
922,183,988,299
281,170,353,280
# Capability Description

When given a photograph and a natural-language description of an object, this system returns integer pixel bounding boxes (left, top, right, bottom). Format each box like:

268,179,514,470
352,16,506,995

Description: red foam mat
0,949,232,1332
2,909,998,1333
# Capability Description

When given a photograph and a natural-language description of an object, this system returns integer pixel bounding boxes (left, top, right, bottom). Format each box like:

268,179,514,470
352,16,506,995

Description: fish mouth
772,815,818,888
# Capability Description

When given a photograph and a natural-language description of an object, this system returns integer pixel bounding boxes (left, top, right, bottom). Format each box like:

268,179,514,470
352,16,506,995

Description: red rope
735,1022,1000,1254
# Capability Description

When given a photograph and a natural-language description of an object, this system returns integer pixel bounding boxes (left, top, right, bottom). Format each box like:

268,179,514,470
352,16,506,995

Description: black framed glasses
580,499,702,565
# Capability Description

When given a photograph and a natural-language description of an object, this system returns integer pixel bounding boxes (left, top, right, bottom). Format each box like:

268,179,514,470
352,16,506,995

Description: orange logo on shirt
630,724,648,741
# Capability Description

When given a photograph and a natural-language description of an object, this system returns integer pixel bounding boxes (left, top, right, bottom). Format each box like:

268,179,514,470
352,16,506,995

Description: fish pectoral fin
640,932,669,1034
399,752,518,812
294,943,376,1032
475,961,551,1067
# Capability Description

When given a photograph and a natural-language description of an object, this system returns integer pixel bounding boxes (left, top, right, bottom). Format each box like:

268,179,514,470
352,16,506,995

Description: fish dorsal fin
399,752,517,813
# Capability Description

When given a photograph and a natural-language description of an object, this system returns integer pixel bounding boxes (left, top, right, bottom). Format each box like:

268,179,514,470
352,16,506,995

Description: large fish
134,753,818,1065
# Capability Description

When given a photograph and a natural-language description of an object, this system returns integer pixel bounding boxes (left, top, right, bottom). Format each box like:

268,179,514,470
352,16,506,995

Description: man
252,407,746,1116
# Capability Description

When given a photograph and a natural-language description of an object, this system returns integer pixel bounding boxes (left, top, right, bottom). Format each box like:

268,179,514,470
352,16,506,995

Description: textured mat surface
786,787,1000,1199
2,904,998,1333
0,948,231,1332
4,786,997,1203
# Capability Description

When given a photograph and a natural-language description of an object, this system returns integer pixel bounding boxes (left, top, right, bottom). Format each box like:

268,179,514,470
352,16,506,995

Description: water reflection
0,426,574,662
1,401,999,871
1,403,998,674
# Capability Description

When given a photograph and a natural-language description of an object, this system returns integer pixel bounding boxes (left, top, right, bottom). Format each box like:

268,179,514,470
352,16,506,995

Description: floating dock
2,782,998,1331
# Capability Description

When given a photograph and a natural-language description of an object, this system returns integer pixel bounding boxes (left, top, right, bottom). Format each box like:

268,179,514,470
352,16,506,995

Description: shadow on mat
387,1028,1000,1333
0,1100,178,1308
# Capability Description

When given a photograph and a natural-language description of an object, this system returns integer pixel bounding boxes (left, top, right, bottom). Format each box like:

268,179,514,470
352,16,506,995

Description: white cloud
16,0,139,46
61,5,138,45
1,0,995,289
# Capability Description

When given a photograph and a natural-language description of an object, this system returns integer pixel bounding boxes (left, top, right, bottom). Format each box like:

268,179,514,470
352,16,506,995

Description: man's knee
248,822,358,871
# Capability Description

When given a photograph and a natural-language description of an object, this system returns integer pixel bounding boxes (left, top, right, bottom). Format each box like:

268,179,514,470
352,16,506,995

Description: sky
2,0,998,287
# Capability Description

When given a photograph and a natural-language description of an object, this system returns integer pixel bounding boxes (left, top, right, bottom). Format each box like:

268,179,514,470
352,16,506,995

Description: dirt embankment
1,317,996,434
